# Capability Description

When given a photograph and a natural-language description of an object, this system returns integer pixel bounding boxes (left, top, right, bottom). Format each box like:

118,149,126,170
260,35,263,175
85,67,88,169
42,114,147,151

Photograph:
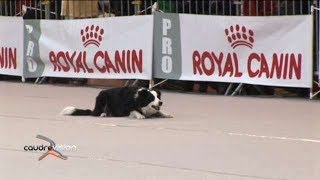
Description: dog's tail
61,106,92,116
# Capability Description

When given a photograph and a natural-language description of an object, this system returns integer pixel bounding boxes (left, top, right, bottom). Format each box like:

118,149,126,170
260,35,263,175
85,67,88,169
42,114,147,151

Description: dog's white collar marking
141,105,158,116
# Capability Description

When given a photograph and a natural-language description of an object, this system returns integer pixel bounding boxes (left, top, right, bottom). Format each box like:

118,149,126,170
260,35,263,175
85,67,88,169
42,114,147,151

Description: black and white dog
61,87,173,119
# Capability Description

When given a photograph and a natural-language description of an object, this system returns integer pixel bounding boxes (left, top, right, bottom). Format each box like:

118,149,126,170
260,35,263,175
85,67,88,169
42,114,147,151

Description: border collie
61,87,173,119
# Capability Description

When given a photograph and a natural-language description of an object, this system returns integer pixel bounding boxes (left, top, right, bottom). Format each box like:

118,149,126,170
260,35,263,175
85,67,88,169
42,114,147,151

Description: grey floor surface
0,81,319,180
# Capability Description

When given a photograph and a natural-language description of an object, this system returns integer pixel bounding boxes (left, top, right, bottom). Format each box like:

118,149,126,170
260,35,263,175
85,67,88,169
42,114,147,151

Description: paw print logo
80,25,104,48
225,25,254,49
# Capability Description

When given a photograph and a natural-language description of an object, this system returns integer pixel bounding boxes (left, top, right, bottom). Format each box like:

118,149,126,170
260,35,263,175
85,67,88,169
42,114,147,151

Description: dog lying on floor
61,87,173,119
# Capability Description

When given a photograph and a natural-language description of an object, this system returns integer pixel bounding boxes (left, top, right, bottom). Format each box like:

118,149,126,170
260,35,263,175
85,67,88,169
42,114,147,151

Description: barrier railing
0,0,315,18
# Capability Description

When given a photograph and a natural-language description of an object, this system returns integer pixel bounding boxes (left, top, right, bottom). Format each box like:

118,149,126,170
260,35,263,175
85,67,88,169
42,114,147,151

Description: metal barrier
0,0,319,98
0,0,316,18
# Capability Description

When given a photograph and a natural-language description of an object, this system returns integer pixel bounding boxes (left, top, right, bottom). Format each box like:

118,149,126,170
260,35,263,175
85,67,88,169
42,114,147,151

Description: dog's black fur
61,87,172,119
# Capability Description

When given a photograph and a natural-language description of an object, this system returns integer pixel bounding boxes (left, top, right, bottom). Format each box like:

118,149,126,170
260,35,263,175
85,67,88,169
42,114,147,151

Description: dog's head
135,88,162,116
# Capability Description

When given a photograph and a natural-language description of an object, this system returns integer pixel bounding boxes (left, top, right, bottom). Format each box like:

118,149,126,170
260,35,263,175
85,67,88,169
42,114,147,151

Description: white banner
38,16,153,79
179,14,313,88
0,16,23,76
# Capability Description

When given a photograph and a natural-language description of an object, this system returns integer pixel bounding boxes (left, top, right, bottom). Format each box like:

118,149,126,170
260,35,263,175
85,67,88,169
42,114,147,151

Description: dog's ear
153,89,161,99
135,89,150,107
138,89,149,98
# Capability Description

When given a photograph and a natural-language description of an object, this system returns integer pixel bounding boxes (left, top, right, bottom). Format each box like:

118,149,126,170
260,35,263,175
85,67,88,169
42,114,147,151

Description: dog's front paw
100,113,107,117
135,114,146,119
158,111,173,118
163,114,173,118
129,111,146,119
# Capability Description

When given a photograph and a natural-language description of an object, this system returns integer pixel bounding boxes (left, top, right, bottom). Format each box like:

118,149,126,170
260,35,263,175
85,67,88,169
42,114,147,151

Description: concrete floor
0,81,319,180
